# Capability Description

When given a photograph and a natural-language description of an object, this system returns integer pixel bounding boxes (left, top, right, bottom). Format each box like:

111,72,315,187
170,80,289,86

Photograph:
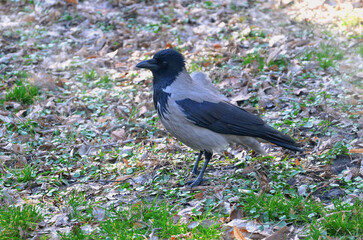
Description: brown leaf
137,105,148,117
295,158,301,166
202,61,211,67
347,111,363,115
265,226,289,240
56,78,67,88
123,159,130,168
349,149,363,153
15,157,27,168
97,116,112,123
5,143,25,154
116,175,133,181
213,43,222,49
115,62,126,68
256,171,271,194
240,165,256,175
165,43,174,49
66,0,78,4
111,129,127,141
266,47,281,65
267,65,279,71
21,16,36,23
194,192,204,199
233,226,246,240
28,72,57,90
228,208,244,222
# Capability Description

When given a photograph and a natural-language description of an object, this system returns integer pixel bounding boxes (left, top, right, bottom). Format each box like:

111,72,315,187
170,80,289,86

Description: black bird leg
191,151,203,175
189,151,212,188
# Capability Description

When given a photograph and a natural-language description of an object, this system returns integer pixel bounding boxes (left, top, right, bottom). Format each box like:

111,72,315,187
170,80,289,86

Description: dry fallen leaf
213,43,223,49
123,159,130,168
165,43,174,49
4,143,25,154
111,129,127,141
233,226,246,240
97,116,113,123
187,221,199,229
228,208,244,222
295,158,301,166
265,226,290,240
106,49,118,58
349,149,363,153
194,192,204,199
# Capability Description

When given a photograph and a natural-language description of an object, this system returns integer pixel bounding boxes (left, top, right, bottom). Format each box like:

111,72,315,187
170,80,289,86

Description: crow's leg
191,151,203,175
189,151,212,188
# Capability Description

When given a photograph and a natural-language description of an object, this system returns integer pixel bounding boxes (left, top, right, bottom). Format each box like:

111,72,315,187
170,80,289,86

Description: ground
0,0,362,239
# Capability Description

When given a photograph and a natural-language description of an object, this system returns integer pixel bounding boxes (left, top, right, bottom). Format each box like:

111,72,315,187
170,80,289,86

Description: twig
346,39,363,50
0,67,6,74
84,142,120,155
61,96,76,106
105,123,136,134
279,97,299,102
311,138,322,154
179,185,220,191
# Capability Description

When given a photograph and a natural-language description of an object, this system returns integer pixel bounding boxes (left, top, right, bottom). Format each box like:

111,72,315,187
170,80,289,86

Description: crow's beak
136,59,159,70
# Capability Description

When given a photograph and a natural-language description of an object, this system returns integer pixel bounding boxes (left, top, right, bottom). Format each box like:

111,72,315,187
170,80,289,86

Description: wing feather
176,98,302,152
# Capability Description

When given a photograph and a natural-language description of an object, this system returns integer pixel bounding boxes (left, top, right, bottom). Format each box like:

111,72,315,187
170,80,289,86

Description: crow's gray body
160,69,266,155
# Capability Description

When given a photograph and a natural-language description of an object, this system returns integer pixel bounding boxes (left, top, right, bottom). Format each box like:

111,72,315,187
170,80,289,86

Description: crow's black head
136,49,185,83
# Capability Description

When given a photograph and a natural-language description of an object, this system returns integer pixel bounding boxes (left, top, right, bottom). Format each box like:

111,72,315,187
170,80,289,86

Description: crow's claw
187,178,210,188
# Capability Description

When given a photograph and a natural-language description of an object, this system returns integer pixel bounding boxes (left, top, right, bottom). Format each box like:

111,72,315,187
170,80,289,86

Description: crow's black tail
259,125,303,152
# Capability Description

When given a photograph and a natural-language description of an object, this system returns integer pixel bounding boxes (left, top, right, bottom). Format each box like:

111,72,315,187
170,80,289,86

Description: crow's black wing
176,98,302,152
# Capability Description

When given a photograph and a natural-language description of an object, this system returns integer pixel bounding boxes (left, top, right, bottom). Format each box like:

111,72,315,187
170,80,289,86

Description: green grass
322,200,362,236
248,29,266,38
242,52,265,71
84,69,97,80
239,191,324,225
359,45,363,58
238,191,362,238
341,13,362,28
189,61,204,72
307,199,363,238
5,80,39,104
4,119,39,139
318,141,349,162
60,198,222,239
315,44,344,69
268,55,289,71
96,75,113,88
66,191,94,222
7,164,38,183
300,44,344,69
97,22,115,32
0,204,43,240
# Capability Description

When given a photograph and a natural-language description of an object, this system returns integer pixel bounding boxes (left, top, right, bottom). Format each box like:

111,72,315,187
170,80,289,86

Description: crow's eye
160,61,168,68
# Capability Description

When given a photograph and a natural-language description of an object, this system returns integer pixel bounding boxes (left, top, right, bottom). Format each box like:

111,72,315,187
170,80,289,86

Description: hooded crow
136,49,303,187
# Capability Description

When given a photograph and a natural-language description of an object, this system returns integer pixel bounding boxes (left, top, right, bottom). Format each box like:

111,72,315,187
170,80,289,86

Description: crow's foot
187,178,209,188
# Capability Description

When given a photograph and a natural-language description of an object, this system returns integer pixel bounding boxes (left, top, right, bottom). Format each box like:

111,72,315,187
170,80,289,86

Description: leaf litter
0,0,362,239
